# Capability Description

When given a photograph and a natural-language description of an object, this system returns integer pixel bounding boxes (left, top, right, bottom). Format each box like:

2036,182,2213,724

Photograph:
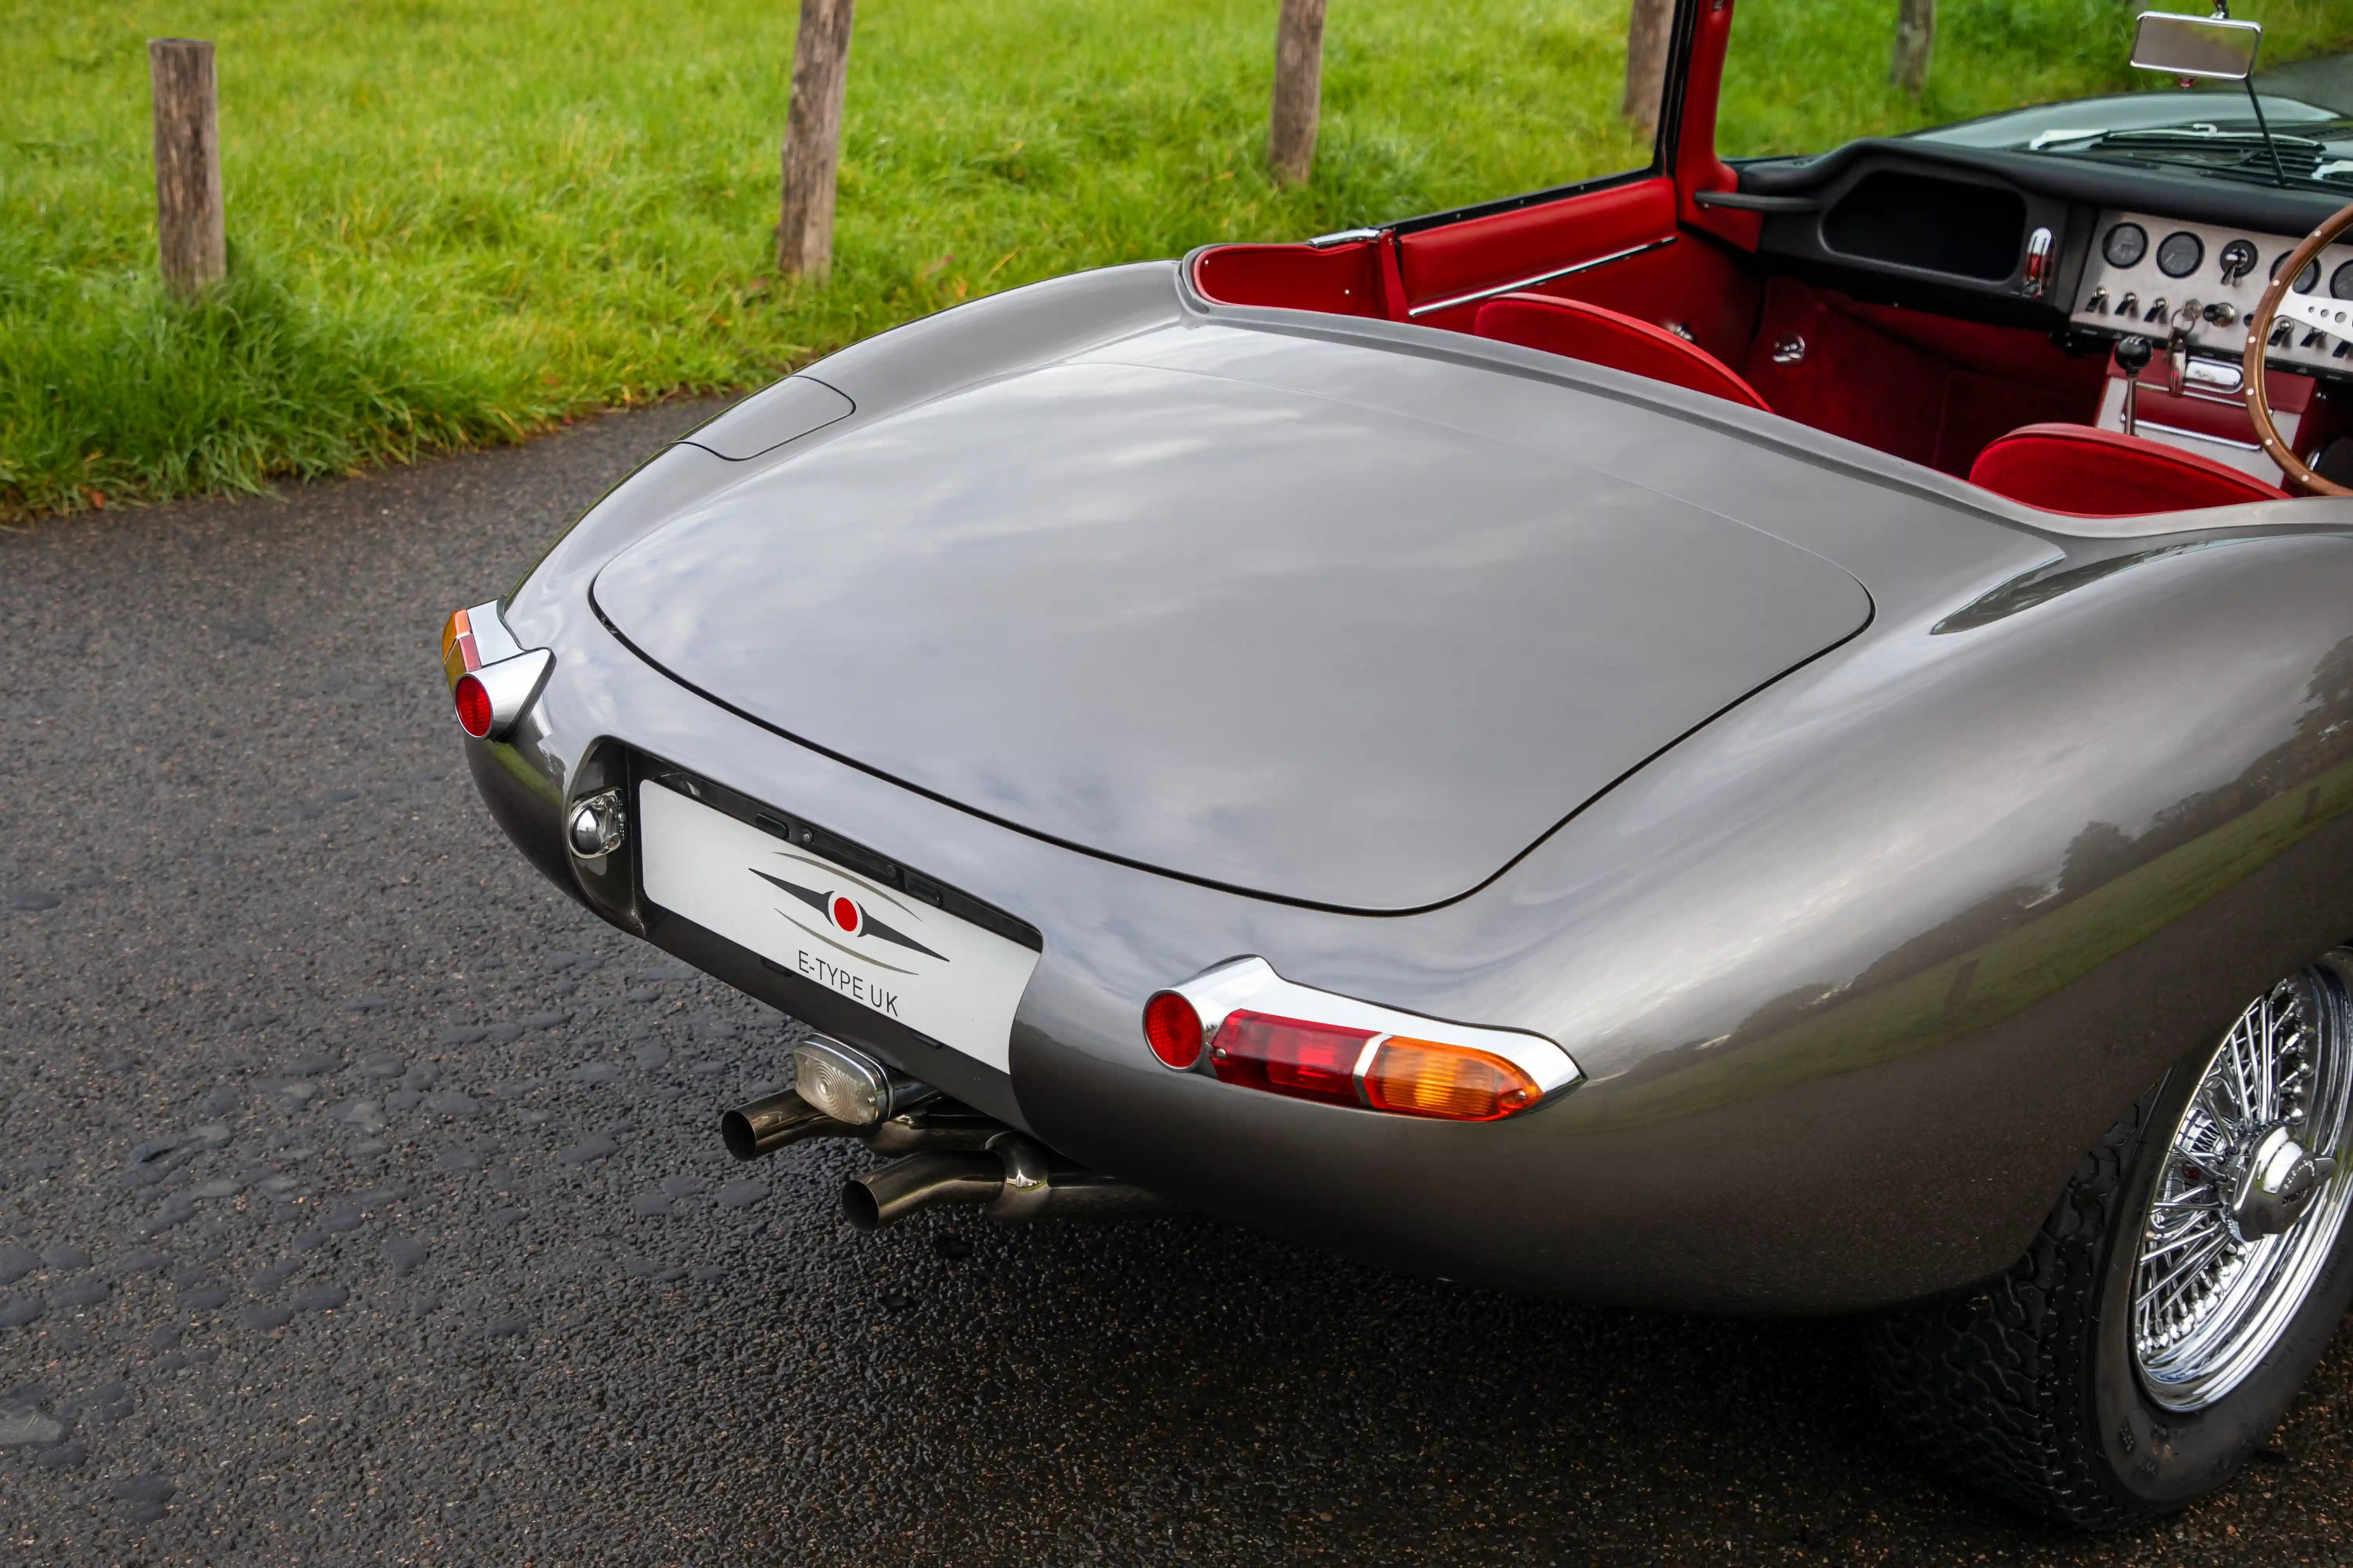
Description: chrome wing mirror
2130,7,2288,188
2131,9,2261,82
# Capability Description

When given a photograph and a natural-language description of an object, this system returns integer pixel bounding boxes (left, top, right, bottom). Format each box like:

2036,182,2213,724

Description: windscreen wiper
2052,123,2327,152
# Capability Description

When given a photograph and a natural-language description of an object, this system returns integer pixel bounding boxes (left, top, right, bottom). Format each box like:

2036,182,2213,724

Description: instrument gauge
2156,231,2204,278
2103,223,2148,268
2334,261,2353,301
2275,253,2322,293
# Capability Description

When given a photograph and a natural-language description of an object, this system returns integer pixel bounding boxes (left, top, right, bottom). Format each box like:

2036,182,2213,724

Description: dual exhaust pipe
720,1035,1168,1232
840,1131,1170,1231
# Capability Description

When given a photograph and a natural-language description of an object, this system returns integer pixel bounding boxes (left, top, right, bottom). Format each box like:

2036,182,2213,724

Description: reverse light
1141,956,1577,1122
792,1036,936,1126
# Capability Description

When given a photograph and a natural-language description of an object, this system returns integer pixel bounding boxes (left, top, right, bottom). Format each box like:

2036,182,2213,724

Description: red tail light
440,601,551,740
1210,1011,1374,1106
453,673,494,737
1142,991,1204,1069
1138,957,1579,1121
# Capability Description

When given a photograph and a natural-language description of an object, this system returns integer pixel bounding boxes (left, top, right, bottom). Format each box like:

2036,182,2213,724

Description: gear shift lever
2114,335,2153,439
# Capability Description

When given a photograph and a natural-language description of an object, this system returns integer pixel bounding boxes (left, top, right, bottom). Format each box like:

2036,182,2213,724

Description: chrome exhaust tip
719,1036,940,1161
721,1044,1171,1228
719,1090,845,1160
840,1151,1008,1232
840,1132,1172,1231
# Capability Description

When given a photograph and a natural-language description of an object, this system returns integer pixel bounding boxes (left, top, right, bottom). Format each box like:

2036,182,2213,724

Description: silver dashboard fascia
2072,209,2353,377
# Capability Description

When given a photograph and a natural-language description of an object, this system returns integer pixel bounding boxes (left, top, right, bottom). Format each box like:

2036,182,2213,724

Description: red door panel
1395,177,1678,325
1512,233,1761,370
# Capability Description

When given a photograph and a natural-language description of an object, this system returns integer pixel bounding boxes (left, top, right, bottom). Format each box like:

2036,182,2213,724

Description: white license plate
636,780,1041,1072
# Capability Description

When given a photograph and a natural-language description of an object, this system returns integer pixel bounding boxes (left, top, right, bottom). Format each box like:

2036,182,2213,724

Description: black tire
1867,954,2353,1528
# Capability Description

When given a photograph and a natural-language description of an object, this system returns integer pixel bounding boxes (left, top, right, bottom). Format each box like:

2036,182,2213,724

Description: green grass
4,0,2349,520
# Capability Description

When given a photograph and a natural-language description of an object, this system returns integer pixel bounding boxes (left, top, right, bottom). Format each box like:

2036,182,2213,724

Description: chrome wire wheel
2132,965,2353,1412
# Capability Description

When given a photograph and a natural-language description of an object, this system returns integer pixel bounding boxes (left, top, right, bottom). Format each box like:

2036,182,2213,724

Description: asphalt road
5,405,2352,1567
2260,51,2353,114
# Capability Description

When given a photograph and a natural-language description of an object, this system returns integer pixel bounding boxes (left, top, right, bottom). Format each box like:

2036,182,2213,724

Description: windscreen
1715,0,2351,187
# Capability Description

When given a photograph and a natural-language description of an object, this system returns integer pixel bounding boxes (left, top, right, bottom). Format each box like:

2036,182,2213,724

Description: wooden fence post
779,0,857,281
1622,0,1675,142
1269,0,1327,187
1891,0,1935,95
149,38,225,297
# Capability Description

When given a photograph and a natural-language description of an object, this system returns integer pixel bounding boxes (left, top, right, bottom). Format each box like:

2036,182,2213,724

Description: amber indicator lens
452,673,494,738
1210,1010,1374,1106
1363,1037,1539,1121
441,607,481,686
1141,991,1204,1070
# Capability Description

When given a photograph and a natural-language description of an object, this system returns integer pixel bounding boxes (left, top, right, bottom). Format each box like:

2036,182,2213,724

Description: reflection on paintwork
1930,539,2225,634
593,360,1869,912
1560,634,2353,1133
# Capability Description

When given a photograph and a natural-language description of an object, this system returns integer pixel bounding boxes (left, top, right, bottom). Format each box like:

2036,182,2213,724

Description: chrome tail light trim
1151,955,1582,1100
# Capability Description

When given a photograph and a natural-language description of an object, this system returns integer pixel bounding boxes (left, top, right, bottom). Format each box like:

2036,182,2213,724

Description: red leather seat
1473,293,1771,413
1969,422,2290,516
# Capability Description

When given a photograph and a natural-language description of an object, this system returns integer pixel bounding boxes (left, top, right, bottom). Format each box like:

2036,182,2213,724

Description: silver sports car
448,1,2353,1528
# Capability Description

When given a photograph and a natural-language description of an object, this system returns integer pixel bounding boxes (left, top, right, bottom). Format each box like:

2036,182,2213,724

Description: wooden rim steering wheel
2244,197,2353,498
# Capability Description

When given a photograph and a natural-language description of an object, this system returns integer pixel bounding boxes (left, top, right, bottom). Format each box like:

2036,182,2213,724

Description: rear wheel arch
1869,950,2353,1526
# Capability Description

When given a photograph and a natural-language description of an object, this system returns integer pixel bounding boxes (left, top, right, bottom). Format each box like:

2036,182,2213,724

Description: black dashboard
1704,137,2353,382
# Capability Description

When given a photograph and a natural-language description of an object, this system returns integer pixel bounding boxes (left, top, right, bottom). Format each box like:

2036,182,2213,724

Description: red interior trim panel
1738,279,2106,475
1474,293,1770,412
1190,239,1385,319
1672,0,1757,249
1395,178,1678,326
1185,0,2325,515
1970,423,2291,516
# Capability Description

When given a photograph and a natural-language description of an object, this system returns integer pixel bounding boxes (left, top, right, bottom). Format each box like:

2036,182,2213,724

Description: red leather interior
1397,178,1677,328
1474,293,1770,411
1527,229,1761,370
1739,279,2106,475
1968,423,2290,515
2103,361,2313,451
1190,188,1761,371
1178,0,2307,517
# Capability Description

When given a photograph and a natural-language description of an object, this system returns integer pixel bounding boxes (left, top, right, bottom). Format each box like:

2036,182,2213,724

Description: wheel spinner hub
2132,973,2353,1411
2230,1123,2337,1240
